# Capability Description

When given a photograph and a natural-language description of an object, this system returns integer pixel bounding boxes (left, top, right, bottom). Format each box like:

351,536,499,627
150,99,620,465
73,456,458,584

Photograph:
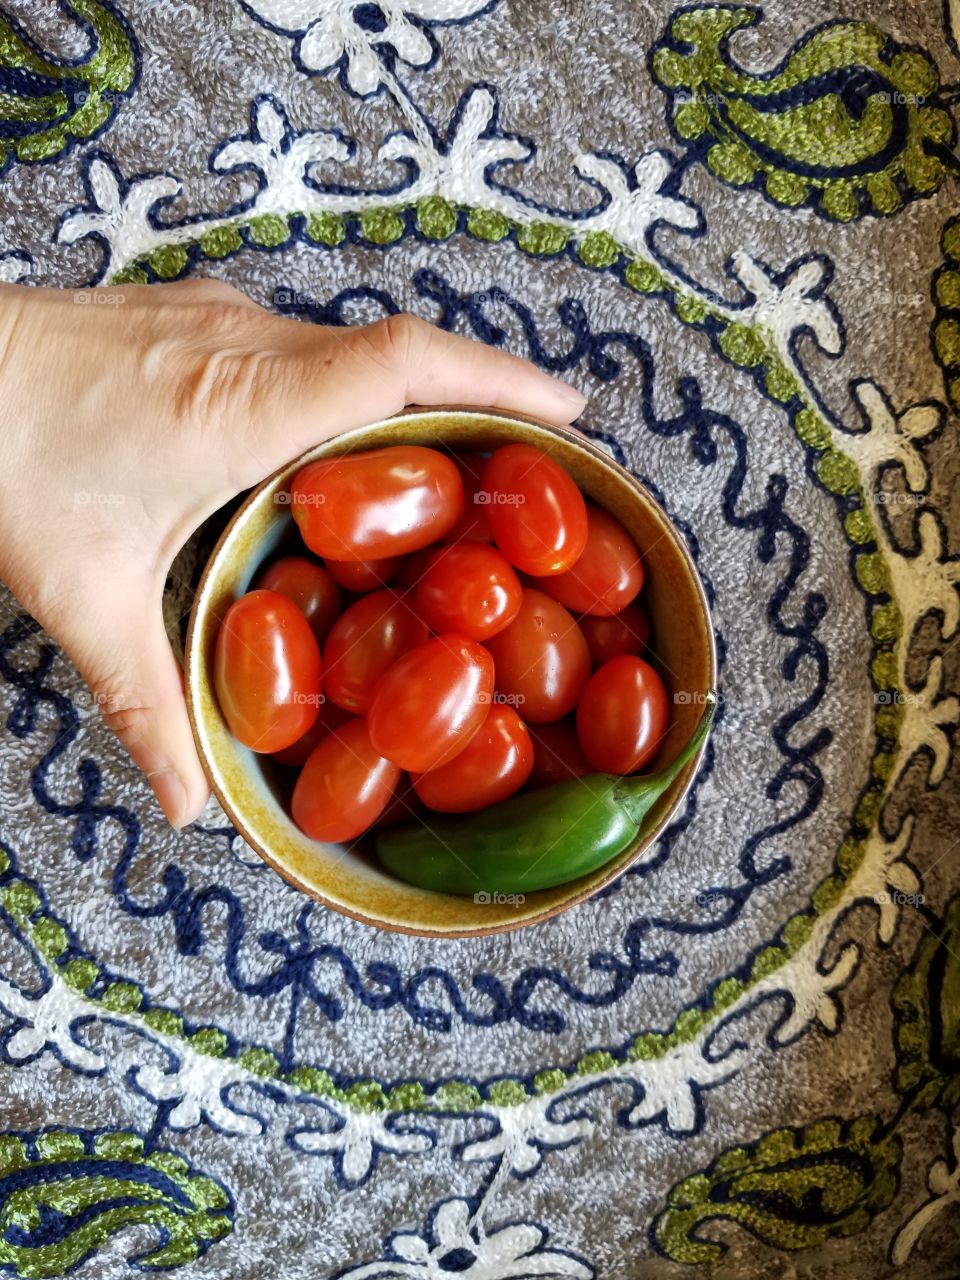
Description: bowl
184,407,716,937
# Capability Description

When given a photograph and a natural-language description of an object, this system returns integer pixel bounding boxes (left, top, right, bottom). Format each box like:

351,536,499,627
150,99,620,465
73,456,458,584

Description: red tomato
576,655,669,773
324,555,400,592
532,505,643,615
528,718,592,788
414,543,522,640
367,633,495,771
439,452,494,544
214,590,323,752
290,446,464,560
254,556,341,643
485,589,590,723
372,774,423,829
579,604,651,668
323,590,428,714
394,547,439,592
412,705,533,812
269,699,352,768
482,444,588,575
291,718,400,842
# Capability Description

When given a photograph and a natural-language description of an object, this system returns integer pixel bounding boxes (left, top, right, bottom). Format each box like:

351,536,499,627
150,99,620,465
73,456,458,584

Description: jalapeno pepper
376,694,716,895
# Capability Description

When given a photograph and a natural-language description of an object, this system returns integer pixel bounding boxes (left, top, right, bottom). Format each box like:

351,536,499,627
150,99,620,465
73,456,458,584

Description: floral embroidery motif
237,0,496,96
1,1,959,1274
337,1196,593,1279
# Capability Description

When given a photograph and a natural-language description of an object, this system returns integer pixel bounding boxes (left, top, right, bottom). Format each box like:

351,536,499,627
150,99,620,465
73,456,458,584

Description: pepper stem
615,693,717,826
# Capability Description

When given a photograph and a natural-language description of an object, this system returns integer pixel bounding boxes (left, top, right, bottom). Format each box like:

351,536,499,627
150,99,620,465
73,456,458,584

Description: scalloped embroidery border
0,204,923,1120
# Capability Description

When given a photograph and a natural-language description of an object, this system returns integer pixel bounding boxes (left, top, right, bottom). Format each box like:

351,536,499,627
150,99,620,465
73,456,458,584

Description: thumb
67,589,210,828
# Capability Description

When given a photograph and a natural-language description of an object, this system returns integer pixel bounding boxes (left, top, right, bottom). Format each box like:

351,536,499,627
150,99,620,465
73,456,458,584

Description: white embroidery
240,0,493,96
291,1110,432,1185
338,1196,593,1279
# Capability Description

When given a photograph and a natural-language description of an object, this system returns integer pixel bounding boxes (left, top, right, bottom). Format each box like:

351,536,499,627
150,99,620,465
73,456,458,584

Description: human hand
0,279,586,827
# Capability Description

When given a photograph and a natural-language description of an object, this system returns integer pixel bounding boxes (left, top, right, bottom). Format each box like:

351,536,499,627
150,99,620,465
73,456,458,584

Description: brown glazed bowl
184,408,716,937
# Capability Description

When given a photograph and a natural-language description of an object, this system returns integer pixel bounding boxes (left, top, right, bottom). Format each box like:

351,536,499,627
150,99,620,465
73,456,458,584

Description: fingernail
552,379,588,410
148,768,188,829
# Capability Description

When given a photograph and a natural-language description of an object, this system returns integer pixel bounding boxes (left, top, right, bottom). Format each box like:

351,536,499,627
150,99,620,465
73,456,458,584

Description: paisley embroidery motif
652,6,957,219
0,1,137,172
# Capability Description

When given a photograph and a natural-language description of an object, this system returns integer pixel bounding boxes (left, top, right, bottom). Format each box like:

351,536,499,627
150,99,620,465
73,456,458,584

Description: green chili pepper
376,694,716,896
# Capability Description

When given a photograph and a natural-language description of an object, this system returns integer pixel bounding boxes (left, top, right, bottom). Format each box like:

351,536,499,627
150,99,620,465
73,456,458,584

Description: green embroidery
652,8,955,220
0,1,136,171
359,208,405,245
305,212,346,246
0,1128,231,1277
577,231,620,269
515,221,568,256
892,894,960,1112
934,216,960,412
416,196,457,239
246,214,289,247
653,1117,901,1262
55,203,897,1112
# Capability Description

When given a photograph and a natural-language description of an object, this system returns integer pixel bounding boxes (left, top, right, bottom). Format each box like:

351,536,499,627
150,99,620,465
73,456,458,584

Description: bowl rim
184,406,718,938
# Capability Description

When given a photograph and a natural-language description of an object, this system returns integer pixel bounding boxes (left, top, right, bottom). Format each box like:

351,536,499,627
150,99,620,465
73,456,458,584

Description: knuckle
169,277,252,308
362,312,428,367
173,345,285,428
101,700,153,748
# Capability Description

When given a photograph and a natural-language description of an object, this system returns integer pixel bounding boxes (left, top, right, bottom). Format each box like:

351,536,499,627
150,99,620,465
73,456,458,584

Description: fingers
351,313,588,424
232,313,587,477
67,590,210,828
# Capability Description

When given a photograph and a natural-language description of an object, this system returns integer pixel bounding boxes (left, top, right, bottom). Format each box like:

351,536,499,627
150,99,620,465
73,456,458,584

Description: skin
0,279,586,827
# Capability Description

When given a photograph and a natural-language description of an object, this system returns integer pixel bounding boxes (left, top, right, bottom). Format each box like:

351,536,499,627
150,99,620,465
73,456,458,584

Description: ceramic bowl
184,408,717,937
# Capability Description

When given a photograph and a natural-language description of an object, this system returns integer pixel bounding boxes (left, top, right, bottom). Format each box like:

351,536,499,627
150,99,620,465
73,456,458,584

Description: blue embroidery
0,273,836,1060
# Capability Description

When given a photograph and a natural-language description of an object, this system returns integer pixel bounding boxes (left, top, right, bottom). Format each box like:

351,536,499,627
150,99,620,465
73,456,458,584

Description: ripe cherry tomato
394,547,439,592
324,555,400,592
576,655,669,773
323,590,428,714
439,452,494,544
372,774,422,829
291,446,464,560
414,543,522,640
482,444,588,575
528,718,592,788
254,556,341,643
412,704,533,812
485,589,590,723
367,633,495,772
533,505,643,615
270,699,352,768
579,604,651,668
214,589,323,752
291,718,400,842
